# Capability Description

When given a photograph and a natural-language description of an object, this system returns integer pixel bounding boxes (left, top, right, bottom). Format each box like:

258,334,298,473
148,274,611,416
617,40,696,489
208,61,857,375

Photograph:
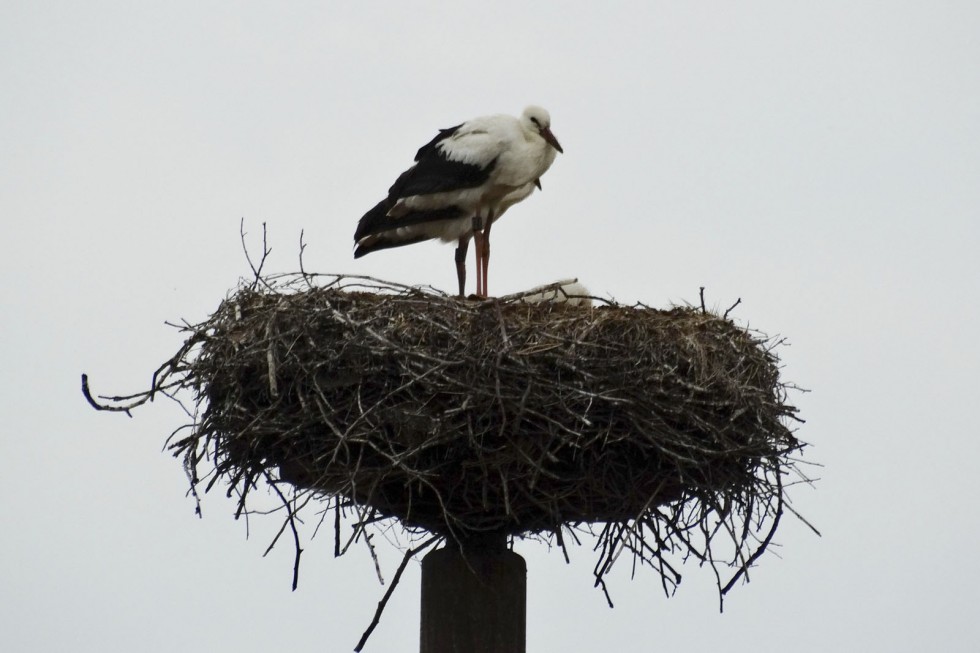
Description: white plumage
354,106,562,297
515,279,593,307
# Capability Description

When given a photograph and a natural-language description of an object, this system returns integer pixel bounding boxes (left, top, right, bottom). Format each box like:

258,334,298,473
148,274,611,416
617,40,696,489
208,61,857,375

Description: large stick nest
86,271,811,609
194,277,800,538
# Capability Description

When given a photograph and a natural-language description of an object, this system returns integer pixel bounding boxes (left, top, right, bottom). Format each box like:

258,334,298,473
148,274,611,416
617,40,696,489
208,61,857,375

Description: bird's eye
530,116,540,126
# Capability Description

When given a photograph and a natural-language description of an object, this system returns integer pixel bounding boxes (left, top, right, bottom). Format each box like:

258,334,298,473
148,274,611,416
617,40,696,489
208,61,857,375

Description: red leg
471,215,485,297
473,230,486,297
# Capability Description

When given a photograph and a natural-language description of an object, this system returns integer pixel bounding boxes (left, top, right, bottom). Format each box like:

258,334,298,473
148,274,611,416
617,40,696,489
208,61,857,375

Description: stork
353,106,563,297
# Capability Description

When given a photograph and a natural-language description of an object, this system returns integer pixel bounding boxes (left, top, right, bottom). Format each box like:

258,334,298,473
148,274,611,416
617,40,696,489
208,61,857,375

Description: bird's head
522,106,563,154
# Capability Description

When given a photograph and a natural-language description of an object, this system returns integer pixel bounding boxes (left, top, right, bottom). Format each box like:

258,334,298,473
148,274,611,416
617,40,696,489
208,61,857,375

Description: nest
85,271,811,611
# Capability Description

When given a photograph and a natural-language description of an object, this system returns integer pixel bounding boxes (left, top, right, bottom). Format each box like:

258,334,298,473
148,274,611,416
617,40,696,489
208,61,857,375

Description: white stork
353,106,563,297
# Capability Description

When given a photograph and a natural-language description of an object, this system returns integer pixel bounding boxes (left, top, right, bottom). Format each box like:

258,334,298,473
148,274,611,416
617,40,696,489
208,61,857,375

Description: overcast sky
3,2,979,651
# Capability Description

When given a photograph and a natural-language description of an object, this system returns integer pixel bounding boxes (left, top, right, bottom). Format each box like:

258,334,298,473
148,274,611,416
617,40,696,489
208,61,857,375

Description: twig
724,297,742,319
596,576,615,609
720,464,784,598
334,499,342,557
298,229,313,288
366,532,384,584
240,219,274,291
266,476,303,591
81,374,136,416
354,535,441,652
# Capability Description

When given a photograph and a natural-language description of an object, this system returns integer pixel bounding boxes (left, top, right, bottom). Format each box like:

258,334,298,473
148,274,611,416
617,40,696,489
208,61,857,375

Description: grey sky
2,1,978,651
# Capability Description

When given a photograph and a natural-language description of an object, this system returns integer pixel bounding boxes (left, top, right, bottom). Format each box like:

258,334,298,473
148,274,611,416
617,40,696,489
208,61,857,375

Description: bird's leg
481,211,494,297
455,236,469,298
472,215,485,297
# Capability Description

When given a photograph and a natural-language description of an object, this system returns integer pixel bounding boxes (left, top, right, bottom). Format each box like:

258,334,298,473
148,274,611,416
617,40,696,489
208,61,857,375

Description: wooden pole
420,535,526,653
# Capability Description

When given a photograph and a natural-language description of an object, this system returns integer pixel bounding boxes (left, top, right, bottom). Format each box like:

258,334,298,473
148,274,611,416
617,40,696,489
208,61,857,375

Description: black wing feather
354,199,467,243
415,125,462,161
353,121,494,252
354,234,431,258
353,197,396,242
387,124,495,200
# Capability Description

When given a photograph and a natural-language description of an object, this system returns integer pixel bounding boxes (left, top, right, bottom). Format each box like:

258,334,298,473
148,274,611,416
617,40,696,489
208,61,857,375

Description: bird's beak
534,178,542,190
541,127,563,153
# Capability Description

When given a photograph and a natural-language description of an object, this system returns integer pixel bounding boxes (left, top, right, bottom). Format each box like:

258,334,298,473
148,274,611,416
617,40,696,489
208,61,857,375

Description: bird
515,279,593,307
353,106,563,297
